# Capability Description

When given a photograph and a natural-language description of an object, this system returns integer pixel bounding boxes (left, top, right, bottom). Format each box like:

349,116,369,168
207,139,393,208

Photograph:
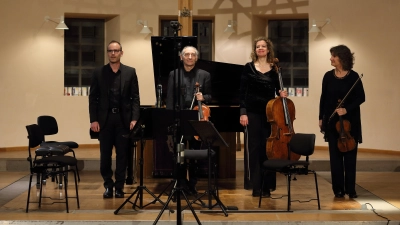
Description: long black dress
240,62,280,194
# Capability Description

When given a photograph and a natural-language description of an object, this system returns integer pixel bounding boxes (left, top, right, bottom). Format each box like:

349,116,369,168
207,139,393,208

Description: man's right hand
91,121,100,132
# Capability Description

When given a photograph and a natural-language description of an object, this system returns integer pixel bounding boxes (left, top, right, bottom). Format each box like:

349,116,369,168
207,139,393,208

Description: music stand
153,109,202,225
114,108,172,214
188,120,232,216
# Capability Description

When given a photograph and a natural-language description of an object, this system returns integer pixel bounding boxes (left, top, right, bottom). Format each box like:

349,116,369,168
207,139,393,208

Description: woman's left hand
279,90,288,98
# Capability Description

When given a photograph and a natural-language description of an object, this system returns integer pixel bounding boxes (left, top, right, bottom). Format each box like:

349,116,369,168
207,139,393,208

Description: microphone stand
153,21,201,225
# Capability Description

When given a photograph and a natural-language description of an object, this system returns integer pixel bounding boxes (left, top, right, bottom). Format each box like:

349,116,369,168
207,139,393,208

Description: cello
266,59,300,161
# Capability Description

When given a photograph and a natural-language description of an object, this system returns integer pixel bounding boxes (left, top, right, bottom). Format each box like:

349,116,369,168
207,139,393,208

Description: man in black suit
89,40,140,198
166,46,212,195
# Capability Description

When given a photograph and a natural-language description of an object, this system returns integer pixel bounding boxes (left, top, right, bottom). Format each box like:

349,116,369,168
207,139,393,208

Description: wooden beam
178,0,193,36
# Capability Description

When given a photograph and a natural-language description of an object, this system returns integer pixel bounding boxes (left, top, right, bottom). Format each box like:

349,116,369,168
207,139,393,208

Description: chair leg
72,169,80,208
313,172,321,210
258,171,266,208
71,150,80,182
39,176,44,209
287,173,291,212
26,174,33,213
63,172,69,213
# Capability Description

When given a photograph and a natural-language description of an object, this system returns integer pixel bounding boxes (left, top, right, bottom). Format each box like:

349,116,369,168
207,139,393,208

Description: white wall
0,0,399,152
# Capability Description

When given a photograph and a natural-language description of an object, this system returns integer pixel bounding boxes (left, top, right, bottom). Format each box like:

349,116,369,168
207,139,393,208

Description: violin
327,74,363,152
335,100,356,152
192,82,210,140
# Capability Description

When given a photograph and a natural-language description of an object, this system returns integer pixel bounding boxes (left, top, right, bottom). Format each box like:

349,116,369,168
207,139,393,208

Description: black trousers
244,111,276,192
327,132,358,194
99,113,130,189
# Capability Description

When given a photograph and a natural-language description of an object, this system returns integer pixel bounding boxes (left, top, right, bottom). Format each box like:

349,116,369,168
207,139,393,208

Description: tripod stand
114,109,172,214
153,111,201,225
188,120,234,216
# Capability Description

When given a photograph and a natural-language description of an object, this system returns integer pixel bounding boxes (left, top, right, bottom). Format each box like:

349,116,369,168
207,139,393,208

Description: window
160,20,212,60
269,19,309,97
64,18,105,96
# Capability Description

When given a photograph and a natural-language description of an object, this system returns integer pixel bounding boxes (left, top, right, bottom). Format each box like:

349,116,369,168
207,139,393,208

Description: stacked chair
37,115,80,182
25,124,80,213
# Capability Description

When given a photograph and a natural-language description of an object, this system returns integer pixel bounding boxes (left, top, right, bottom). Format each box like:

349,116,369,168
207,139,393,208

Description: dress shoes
115,189,125,198
347,193,358,198
334,191,345,198
188,186,198,196
103,188,113,198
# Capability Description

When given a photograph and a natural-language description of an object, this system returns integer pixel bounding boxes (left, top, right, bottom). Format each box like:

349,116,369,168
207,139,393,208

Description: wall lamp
137,20,152,34
224,20,236,33
309,18,331,33
45,15,69,30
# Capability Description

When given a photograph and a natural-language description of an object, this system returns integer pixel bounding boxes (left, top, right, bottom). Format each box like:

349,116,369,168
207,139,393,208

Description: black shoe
334,191,345,198
189,186,198,195
115,189,125,198
103,188,113,198
347,193,358,198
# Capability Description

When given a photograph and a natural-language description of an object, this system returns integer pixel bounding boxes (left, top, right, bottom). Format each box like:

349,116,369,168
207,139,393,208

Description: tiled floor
0,148,400,224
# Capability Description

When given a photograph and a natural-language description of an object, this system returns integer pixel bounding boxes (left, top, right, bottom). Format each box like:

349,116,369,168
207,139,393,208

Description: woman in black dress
239,37,287,197
319,45,365,198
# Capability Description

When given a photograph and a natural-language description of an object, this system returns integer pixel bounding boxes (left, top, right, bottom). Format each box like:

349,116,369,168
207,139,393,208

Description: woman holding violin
239,37,287,197
319,45,365,199
166,46,212,195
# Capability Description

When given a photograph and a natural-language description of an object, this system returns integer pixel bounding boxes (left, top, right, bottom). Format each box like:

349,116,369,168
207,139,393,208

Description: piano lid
151,36,244,107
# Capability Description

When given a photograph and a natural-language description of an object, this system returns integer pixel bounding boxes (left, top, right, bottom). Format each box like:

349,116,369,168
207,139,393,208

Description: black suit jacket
89,63,140,130
166,67,212,110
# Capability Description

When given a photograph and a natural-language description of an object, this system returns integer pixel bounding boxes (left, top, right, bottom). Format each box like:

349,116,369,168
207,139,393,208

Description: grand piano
136,36,244,179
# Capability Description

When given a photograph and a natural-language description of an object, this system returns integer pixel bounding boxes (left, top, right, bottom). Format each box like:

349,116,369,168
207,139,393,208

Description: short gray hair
180,46,199,57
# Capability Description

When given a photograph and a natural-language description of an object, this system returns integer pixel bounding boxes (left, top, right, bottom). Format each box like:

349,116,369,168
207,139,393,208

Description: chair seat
263,159,309,170
35,146,64,156
42,141,78,149
184,149,215,160
39,143,71,155
34,155,78,166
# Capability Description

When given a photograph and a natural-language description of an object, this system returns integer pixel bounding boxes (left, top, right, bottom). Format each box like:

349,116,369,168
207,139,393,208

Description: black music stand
188,120,235,216
114,108,172,214
153,109,202,225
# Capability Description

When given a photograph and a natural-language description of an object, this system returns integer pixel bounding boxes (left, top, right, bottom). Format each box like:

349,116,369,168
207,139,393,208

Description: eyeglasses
183,53,197,58
107,49,121,53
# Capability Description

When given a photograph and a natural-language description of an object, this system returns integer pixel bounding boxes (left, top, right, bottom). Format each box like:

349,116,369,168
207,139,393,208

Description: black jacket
89,63,140,129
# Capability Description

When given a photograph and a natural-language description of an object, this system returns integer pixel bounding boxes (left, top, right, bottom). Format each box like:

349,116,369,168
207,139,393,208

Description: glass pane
275,45,292,67
82,69,94,86
64,68,79,86
293,20,308,45
293,69,309,86
293,46,308,67
64,25,79,43
81,45,103,67
65,45,79,67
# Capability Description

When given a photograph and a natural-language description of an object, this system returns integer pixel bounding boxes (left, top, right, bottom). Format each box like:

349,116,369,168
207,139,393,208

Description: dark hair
330,45,354,70
108,40,122,51
250,37,275,63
